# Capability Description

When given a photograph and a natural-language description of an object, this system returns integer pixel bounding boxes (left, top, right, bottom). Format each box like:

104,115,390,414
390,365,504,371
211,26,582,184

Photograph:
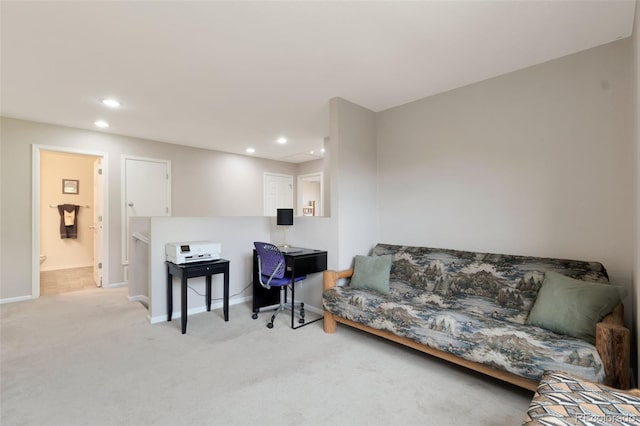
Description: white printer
165,241,221,264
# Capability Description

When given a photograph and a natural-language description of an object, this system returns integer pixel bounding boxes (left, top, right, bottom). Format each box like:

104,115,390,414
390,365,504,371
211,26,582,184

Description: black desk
252,248,327,329
166,259,230,334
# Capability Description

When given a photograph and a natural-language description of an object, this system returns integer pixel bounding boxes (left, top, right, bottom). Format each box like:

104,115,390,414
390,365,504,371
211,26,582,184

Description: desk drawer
287,252,327,275
184,263,227,278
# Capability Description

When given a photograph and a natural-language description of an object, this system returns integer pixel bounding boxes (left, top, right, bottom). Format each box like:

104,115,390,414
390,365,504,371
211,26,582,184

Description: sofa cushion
323,283,605,384
527,271,623,344
350,254,392,294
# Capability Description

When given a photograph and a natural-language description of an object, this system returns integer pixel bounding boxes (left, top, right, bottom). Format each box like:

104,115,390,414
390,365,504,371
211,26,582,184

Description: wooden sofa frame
323,269,630,391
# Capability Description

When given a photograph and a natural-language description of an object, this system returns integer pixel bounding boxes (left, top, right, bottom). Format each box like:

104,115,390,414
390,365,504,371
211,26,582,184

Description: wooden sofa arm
323,269,353,333
323,269,354,291
596,304,630,389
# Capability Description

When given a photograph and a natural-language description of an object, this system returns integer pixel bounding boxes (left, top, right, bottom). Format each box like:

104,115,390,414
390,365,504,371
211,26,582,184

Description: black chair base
251,294,305,328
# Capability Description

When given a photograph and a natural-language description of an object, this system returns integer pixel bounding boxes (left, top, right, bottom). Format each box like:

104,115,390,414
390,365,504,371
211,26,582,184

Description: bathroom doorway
32,145,108,298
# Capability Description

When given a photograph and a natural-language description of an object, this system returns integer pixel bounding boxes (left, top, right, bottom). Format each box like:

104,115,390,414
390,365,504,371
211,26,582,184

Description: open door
93,157,104,287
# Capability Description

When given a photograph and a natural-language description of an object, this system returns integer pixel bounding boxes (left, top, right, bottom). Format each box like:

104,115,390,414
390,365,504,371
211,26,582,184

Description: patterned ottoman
523,371,640,425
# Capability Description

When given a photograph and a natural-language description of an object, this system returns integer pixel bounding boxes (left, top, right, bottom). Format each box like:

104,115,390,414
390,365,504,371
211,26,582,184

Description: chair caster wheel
267,322,274,329
298,318,305,324
252,313,258,319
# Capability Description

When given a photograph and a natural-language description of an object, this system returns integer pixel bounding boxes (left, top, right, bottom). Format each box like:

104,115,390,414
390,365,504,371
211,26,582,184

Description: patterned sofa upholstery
322,244,628,391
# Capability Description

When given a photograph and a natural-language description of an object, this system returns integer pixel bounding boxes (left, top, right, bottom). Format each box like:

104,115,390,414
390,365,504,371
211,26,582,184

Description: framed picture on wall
62,179,79,194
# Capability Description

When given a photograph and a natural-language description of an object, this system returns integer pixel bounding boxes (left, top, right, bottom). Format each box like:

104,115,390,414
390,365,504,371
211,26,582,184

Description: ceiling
1,1,636,163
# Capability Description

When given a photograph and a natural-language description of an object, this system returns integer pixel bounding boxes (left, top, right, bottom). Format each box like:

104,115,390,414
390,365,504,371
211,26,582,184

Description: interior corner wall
632,0,639,385
376,40,634,309
330,97,378,269
0,119,4,294
323,137,331,217
0,117,296,300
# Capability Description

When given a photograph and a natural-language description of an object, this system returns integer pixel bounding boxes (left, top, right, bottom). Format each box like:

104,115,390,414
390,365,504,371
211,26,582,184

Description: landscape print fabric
323,244,610,382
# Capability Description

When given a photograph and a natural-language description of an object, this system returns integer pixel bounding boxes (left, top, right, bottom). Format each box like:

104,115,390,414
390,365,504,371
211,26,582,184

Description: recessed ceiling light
245,147,255,154
277,137,287,144
101,98,121,108
321,148,326,153
94,120,109,128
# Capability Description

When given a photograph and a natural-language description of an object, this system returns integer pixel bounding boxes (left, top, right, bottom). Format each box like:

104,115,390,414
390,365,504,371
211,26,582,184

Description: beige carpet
1,287,533,426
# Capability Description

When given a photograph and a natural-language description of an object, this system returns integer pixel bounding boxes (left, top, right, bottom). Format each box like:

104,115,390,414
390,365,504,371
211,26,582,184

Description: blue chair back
254,242,286,282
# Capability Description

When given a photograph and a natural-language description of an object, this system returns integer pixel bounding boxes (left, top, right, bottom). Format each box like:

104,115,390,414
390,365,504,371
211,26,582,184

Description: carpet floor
1,287,533,425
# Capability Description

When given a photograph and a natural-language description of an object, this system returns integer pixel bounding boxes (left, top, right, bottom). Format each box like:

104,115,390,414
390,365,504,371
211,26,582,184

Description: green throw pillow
527,271,624,344
350,255,392,294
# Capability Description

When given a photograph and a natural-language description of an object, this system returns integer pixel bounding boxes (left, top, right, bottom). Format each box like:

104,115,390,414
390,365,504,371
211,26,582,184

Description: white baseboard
148,297,323,324
129,295,149,304
149,295,251,324
0,294,36,304
0,282,131,304
304,304,323,315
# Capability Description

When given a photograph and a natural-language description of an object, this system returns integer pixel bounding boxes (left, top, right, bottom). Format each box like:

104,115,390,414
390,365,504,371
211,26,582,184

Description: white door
93,158,104,287
122,157,171,263
264,173,293,216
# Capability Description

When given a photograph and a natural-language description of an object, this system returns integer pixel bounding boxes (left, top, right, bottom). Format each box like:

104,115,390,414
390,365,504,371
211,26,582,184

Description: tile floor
40,267,97,295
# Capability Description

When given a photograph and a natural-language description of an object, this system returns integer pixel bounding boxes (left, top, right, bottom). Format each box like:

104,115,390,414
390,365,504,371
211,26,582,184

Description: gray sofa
322,244,629,391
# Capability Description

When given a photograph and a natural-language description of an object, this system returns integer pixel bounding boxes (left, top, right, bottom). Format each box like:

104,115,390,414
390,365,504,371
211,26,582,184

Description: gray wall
296,159,323,176
376,39,634,312
0,117,296,299
330,97,379,268
633,0,639,381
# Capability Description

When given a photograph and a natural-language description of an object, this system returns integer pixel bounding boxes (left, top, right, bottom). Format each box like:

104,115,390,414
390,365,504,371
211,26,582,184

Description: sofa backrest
371,244,609,325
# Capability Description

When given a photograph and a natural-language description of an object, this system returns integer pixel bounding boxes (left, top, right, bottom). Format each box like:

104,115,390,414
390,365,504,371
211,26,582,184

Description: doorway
32,145,108,298
297,172,323,217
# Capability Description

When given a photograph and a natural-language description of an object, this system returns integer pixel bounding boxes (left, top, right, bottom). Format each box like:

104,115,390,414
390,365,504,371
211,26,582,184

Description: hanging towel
58,204,80,239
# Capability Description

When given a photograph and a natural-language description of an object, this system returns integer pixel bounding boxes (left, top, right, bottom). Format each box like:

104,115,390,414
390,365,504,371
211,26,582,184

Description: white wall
128,217,150,301
272,215,336,310
125,215,333,323
330,97,379,269
148,216,272,322
296,159,323,176
40,151,95,271
377,40,634,311
0,117,297,299
0,118,3,294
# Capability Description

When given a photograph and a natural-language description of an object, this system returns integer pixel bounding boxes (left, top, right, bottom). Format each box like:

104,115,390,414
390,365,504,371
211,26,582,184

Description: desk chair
253,242,306,329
